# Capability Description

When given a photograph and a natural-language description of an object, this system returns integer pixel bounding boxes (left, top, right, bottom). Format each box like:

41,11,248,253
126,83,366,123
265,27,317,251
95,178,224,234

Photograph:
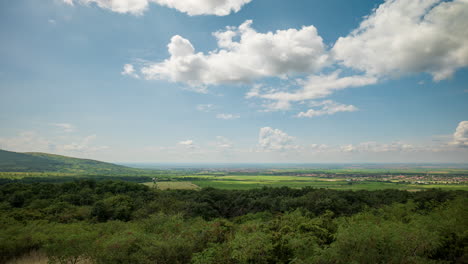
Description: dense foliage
0,180,466,263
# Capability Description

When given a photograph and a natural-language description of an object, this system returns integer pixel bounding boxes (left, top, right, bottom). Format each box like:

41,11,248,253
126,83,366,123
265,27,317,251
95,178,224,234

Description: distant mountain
0,149,142,175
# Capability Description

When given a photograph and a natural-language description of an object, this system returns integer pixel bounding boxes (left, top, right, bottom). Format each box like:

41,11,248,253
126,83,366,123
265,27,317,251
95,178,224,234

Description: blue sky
0,0,467,163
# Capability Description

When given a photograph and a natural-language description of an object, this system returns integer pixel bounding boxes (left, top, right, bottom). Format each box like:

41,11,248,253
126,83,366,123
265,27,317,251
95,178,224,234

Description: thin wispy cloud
297,100,358,118
52,123,75,133
121,64,139,78
216,113,240,120
196,104,215,112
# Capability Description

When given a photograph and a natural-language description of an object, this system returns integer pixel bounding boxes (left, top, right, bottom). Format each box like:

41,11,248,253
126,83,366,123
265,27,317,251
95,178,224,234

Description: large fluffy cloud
140,20,328,86
451,121,468,147
63,0,252,16
333,0,468,81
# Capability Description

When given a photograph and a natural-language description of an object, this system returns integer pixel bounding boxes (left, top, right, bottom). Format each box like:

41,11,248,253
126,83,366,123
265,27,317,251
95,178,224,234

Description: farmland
156,174,468,191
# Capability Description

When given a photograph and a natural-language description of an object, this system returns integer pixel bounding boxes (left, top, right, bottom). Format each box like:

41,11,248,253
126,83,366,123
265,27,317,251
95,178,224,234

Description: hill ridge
0,149,140,175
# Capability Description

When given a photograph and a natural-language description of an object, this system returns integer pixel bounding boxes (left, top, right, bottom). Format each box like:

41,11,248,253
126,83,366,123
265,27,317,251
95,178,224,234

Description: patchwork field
160,174,468,191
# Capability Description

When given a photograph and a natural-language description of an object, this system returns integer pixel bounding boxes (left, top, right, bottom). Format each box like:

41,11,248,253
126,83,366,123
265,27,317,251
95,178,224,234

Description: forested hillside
1,181,466,263
0,149,142,175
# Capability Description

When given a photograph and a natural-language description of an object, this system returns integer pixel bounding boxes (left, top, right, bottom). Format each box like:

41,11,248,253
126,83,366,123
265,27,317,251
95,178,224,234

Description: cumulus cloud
248,71,377,111
52,123,75,133
62,0,252,16
121,64,139,78
216,113,240,120
451,121,468,147
297,100,357,118
333,0,468,81
258,127,297,151
139,20,328,86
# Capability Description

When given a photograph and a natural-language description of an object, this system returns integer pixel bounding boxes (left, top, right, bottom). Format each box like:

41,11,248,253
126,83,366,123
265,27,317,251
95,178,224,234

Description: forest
1,180,466,263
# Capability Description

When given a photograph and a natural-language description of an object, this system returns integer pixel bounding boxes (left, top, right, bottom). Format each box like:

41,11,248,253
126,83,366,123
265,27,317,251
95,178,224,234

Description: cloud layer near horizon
1,122,466,162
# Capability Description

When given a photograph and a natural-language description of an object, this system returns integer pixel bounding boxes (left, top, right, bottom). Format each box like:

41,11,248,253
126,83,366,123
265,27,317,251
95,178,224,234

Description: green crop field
165,174,468,191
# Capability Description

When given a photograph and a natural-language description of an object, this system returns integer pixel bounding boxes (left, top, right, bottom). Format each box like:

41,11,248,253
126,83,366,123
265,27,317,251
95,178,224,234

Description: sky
0,0,467,163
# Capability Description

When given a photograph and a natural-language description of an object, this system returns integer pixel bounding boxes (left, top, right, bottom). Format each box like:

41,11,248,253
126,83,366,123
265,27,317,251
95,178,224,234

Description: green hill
0,149,141,175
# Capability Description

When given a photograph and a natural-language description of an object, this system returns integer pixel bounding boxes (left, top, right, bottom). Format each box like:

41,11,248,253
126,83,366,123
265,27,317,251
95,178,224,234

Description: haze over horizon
1,0,468,163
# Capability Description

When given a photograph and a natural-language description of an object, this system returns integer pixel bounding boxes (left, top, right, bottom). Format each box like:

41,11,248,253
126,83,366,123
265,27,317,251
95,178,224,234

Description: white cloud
178,139,196,149
297,100,358,118
309,144,331,152
0,132,53,153
248,71,377,111
258,127,297,151
340,144,356,153
333,0,468,81
196,104,215,112
121,64,139,78
340,141,418,153
52,123,75,133
48,19,57,24
62,0,252,16
216,113,240,120
0,132,108,154
65,0,149,15
451,121,468,147
139,20,328,86
153,0,252,16
61,135,109,152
